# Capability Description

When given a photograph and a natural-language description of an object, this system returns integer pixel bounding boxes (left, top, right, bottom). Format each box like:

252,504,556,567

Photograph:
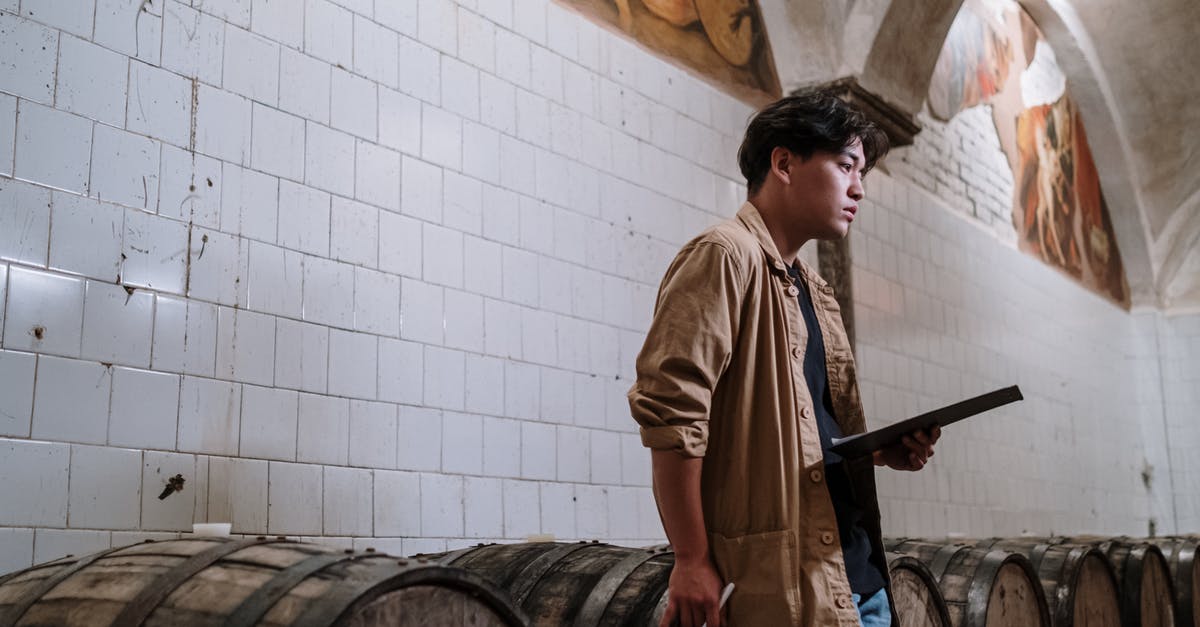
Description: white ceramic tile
0,93,13,177
620,432,650,486
14,102,92,194
176,376,241,455
441,411,482,475
277,179,329,256
239,385,297,460
540,483,575,538
4,267,84,356
160,2,225,86
556,425,590,482
443,289,482,352
521,421,556,480
140,450,196,531
303,122,355,197
440,56,480,121
377,337,422,405
303,0,352,67
399,278,442,343
501,361,545,423
416,0,457,54
279,48,330,123
158,145,222,229
375,0,416,35
127,60,192,148
80,280,154,367
0,527,34,574
151,295,218,376
93,0,162,66
462,354,503,416
328,329,377,400
378,87,420,155
494,29,531,90
67,444,141,529
501,246,539,307
330,67,376,140
348,399,396,468
419,471,462,536
538,257,572,315
502,479,539,538
480,72,517,135
296,392,348,464
575,484,608,538
223,25,280,105
378,211,422,278
396,405,441,471
521,308,556,366
32,529,110,564
399,156,442,222
354,267,400,337
539,366,572,423
89,124,160,211
572,373,606,429
0,179,51,267
515,89,550,149
373,469,420,536
330,196,379,267
0,439,69,526
54,35,127,128
214,307,275,386
460,122,499,187
122,209,188,294
206,456,268,533
423,345,464,410
422,223,463,288
251,0,304,49
483,298,522,361
108,367,179,449
322,465,373,535
0,350,35,437
353,15,398,87
354,141,401,212
199,0,251,27
250,104,305,181
517,195,553,255
462,476,502,538
396,35,440,104
301,257,353,328
47,193,123,281
196,84,252,166
217,166,274,243
267,461,322,535
0,12,58,103
246,240,303,317
274,318,328,393
457,9,496,73
463,235,502,299
187,227,248,306
420,105,461,170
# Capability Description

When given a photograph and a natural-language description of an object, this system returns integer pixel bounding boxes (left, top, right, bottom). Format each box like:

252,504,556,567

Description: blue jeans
854,588,891,627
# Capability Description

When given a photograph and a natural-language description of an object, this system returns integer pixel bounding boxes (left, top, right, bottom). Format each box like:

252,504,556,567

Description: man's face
780,139,865,240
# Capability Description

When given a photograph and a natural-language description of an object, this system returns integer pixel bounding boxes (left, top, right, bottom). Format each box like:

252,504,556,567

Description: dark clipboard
828,385,1024,459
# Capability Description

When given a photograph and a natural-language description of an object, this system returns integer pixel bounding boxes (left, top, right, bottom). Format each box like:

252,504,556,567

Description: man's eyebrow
840,149,863,165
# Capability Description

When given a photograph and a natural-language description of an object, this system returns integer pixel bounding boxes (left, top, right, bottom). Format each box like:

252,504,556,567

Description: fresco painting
928,0,1130,307
558,0,781,102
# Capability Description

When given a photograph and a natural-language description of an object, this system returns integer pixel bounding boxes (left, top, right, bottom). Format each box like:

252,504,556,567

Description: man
628,90,940,626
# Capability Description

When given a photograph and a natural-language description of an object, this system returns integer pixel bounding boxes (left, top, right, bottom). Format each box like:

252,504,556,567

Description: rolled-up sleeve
627,240,745,457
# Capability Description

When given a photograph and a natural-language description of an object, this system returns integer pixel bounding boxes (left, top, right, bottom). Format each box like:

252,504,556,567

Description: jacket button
786,285,799,297
836,595,852,609
801,406,813,419
820,531,835,545
791,346,802,359
809,469,822,483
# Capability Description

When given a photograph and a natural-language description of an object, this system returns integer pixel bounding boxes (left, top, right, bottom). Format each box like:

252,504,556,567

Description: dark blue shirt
788,264,886,597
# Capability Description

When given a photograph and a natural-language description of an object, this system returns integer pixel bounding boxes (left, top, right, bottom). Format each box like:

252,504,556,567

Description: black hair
738,89,890,194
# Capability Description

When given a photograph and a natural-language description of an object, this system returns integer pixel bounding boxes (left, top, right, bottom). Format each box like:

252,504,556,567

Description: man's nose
848,178,864,201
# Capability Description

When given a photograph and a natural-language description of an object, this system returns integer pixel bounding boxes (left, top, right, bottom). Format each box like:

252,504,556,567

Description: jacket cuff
639,425,707,458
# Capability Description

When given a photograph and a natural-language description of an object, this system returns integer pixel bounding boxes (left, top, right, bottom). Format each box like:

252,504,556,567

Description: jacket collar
735,201,830,289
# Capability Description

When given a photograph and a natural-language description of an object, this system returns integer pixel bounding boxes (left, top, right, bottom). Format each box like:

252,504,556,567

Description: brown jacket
629,202,894,625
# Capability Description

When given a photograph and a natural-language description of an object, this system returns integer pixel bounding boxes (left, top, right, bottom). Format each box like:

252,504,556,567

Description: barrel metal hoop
1177,543,1197,627
509,542,596,606
1028,543,1051,574
436,546,481,567
0,544,131,627
111,537,276,627
965,550,1012,627
223,551,352,627
572,550,662,627
929,544,966,582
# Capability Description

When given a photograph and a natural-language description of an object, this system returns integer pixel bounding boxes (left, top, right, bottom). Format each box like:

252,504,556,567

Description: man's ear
770,147,792,185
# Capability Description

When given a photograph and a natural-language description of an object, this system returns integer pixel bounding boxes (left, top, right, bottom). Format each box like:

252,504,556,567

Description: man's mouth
843,206,858,220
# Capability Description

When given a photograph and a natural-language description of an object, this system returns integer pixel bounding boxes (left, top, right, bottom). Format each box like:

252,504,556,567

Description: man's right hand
661,556,724,627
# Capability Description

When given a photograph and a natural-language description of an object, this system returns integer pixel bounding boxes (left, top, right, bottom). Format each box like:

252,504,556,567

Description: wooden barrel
886,551,952,627
976,539,1120,627
425,541,674,626
1156,537,1199,627
0,537,526,627
1066,537,1176,627
887,539,1051,627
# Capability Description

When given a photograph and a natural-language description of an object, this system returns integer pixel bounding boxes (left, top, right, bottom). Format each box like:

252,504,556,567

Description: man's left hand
873,426,940,470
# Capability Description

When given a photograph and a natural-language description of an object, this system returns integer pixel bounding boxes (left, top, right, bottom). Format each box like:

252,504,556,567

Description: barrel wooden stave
0,538,525,627
886,552,952,627
1064,538,1176,627
978,539,1120,627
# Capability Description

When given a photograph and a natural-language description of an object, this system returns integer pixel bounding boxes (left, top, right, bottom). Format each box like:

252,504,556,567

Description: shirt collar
735,201,830,289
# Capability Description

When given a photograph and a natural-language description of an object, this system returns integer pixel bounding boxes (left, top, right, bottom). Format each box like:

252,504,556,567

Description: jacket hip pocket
709,529,801,625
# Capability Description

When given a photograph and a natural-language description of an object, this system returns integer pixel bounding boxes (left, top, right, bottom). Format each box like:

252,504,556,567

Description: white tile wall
0,439,70,526
3,0,1195,571
67,444,141,529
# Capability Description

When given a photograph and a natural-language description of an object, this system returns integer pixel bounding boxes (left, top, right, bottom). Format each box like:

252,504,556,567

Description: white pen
699,582,735,627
